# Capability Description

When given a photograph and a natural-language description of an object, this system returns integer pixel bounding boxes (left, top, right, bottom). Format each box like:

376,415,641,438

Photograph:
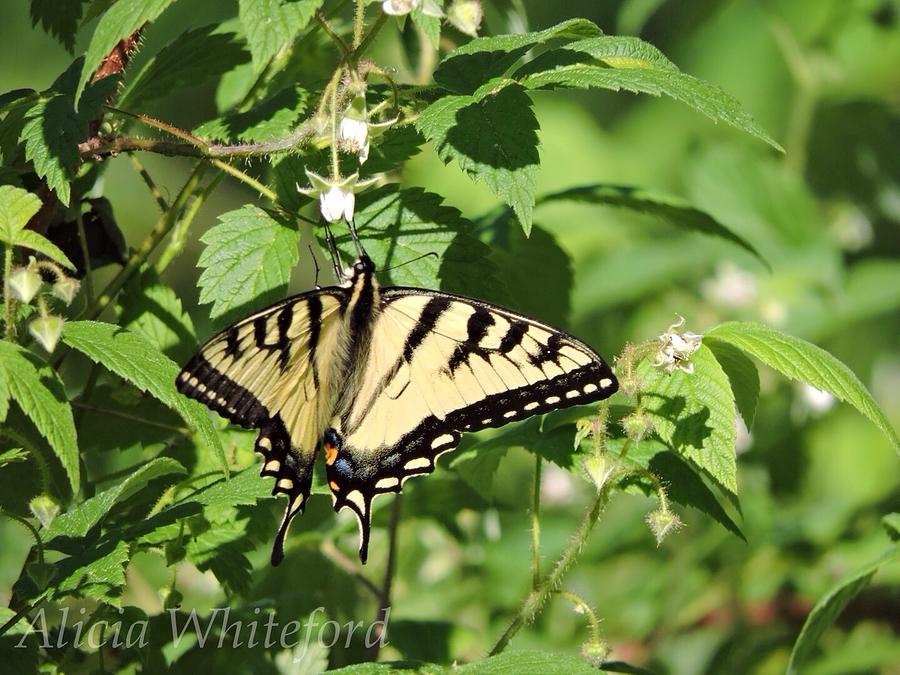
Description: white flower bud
8,265,42,303
382,0,419,16
29,315,65,353
51,276,80,305
447,0,483,36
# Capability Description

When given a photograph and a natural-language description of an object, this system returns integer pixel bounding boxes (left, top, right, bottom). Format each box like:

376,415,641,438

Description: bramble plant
1,1,898,673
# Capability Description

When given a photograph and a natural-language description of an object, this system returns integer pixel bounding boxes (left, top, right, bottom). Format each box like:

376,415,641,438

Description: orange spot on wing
325,442,337,466
329,481,340,491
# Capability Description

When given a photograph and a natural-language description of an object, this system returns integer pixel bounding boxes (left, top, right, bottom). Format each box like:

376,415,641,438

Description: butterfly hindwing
176,290,346,564
325,289,618,561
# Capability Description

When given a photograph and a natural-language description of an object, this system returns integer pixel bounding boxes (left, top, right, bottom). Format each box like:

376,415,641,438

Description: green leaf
238,0,323,71
0,447,28,468
55,539,130,605
883,513,900,541
448,447,506,501
22,60,120,205
117,26,251,110
705,339,759,429
61,321,226,469
538,184,765,264
417,84,539,234
787,545,900,675
14,230,77,270
456,649,605,674
516,36,782,151
706,321,900,455
76,0,180,103
434,18,604,93
194,86,308,143
411,5,442,49
0,185,41,243
29,0,89,52
0,341,80,494
638,344,738,494
175,467,273,509
334,185,500,298
118,266,196,362
197,205,300,322
44,457,185,542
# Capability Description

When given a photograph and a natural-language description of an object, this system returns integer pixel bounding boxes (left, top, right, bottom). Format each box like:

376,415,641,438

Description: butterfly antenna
322,221,343,280
348,217,366,258
308,244,322,289
382,251,439,273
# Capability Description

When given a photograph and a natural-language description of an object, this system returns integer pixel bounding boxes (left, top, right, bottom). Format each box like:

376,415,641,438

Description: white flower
798,383,836,415
382,0,443,17
701,262,757,308
297,170,378,223
653,315,703,374
382,0,419,16
339,116,370,161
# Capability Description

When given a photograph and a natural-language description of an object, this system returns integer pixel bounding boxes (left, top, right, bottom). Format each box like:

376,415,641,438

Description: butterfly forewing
176,290,346,564
326,289,618,561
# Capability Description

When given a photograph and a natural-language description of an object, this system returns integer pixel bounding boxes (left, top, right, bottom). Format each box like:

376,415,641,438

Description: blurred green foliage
1,1,899,673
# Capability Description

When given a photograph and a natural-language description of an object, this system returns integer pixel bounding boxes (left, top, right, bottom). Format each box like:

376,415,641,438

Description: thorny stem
83,163,206,321
128,153,169,211
353,0,367,48
489,481,613,655
1,511,44,565
156,173,224,273
354,13,388,59
555,589,603,647
330,81,341,180
368,494,402,661
531,455,542,589
316,11,352,61
210,159,277,201
3,244,14,339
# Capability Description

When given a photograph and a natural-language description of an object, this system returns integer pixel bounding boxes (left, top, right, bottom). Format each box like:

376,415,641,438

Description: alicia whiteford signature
15,606,390,659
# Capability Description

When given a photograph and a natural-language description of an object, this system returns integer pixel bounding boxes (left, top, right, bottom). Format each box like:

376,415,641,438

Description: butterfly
176,253,618,565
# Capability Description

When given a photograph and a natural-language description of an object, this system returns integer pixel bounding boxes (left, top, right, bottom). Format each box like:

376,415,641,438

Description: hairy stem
531,455,542,589
353,0,367,48
128,153,169,211
210,159,277,201
354,13,388,58
489,483,612,655
75,213,94,305
3,244,15,340
156,173,223,273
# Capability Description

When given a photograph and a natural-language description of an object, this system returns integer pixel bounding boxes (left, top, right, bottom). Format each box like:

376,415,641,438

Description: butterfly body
177,255,618,564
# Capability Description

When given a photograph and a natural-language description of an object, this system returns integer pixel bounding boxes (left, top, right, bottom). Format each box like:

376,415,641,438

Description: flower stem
489,482,611,655
354,12,388,58
353,0,367,49
330,81,341,180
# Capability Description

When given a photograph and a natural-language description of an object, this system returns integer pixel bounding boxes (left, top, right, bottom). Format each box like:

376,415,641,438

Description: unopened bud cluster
7,258,79,352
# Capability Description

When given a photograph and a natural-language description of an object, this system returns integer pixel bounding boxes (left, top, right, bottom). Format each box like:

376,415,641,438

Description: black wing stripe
448,305,494,373
403,296,450,362
306,295,323,389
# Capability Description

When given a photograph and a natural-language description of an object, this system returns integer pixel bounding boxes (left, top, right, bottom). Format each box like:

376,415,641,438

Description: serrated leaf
332,185,500,298
44,457,185,542
516,36,781,151
411,4,442,49
416,84,539,234
55,539,130,605
448,447,506,501
638,344,737,494
706,321,900,455
883,513,900,541
705,339,759,429
197,205,299,322
194,86,308,143
787,545,899,675
0,341,80,493
361,124,425,175
118,26,251,110
238,0,323,71
175,467,273,509
118,266,196,361
61,321,226,469
22,60,120,205
30,0,89,52
0,185,41,243
434,18,604,93
76,0,180,103
14,230,77,270
539,184,765,264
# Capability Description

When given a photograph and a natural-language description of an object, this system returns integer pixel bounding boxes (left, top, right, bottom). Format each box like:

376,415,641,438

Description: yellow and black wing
177,289,346,564
325,289,618,561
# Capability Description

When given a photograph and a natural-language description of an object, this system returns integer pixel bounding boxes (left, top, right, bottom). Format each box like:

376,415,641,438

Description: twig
368,494,401,661
128,153,169,212
75,212,94,304
210,159,277,201
321,539,381,599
